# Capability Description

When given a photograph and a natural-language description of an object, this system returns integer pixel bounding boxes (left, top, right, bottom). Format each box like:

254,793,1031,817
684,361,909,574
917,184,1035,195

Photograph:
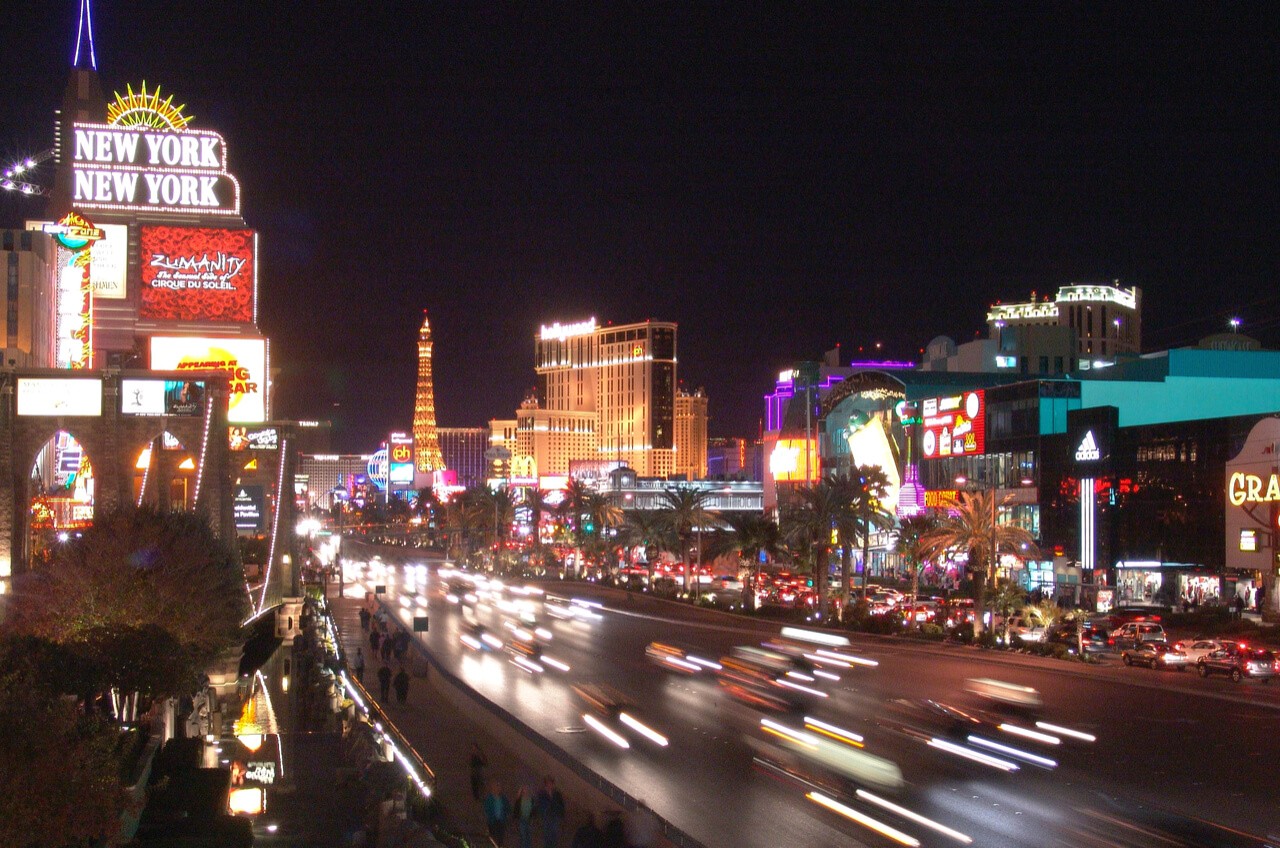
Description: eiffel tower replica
413,310,446,475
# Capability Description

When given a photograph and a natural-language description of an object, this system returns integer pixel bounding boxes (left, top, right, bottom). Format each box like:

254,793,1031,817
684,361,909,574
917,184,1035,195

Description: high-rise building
534,317,677,477
514,396,599,478
0,229,57,368
674,388,709,479
488,418,518,479
438,427,487,488
413,310,445,474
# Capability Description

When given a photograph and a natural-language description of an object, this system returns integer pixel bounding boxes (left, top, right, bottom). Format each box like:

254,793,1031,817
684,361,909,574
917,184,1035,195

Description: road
345,549,1277,848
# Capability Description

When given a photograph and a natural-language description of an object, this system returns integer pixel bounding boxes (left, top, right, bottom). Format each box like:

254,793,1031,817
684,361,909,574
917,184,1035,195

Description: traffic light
584,520,595,534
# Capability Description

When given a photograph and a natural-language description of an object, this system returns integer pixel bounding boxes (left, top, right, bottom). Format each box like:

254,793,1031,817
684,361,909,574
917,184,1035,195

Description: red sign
920,390,985,459
139,226,255,323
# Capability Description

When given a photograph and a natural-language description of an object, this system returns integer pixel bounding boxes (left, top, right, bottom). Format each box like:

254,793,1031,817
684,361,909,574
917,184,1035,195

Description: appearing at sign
150,336,266,423
233,485,265,532
920,391,985,459
71,121,240,216
139,226,256,323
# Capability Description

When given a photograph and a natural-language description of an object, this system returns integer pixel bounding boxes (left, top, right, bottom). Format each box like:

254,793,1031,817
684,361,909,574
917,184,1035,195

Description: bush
919,623,945,640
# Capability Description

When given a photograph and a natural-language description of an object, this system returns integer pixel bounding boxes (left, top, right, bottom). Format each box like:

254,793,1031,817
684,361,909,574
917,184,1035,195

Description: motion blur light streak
664,655,701,672
811,669,841,681
803,716,864,745
998,723,1061,745
855,789,973,844
805,651,851,668
927,737,1019,771
541,656,571,672
777,678,827,697
687,655,722,670
815,648,879,667
781,627,849,647
1036,721,1097,742
583,714,630,749
806,791,920,847
760,718,818,750
619,712,670,747
968,735,1057,769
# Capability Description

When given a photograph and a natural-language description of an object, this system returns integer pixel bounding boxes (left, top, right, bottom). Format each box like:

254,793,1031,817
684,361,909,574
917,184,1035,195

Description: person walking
393,666,410,704
482,780,511,844
353,648,366,683
380,631,394,663
469,743,488,800
377,664,392,701
514,784,536,848
369,627,382,654
535,775,565,848
359,606,371,631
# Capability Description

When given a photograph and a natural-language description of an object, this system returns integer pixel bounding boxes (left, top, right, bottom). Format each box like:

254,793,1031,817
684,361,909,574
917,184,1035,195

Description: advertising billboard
17,378,103,416
388,432,414,485
70,122,240,216
139,226,255,323
120,379,205,416
150,336,266,423
233,485,265,532
229,426,279,451
921,390,986,459
769,437,819,483
26,221,128,299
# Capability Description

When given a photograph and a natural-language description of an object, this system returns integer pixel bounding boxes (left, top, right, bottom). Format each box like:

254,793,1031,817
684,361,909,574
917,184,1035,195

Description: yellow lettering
1229,472,1247,506
1247,474,1263,502
1267,474,1280,503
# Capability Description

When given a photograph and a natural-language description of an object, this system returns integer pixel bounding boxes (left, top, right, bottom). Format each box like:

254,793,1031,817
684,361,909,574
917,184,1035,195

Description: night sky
2,3,1277,452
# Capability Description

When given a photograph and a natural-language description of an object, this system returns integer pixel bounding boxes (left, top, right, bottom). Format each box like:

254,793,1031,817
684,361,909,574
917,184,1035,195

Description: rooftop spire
73,0,97,70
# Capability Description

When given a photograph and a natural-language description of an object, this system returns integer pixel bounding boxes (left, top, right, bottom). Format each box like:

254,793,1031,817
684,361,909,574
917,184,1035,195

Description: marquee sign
388,432,414,485
921,391,985,459
139,226,256,322
70,121,240,216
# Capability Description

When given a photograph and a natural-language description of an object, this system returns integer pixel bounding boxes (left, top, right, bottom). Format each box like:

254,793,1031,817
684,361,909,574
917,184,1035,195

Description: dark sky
2,3,1277,452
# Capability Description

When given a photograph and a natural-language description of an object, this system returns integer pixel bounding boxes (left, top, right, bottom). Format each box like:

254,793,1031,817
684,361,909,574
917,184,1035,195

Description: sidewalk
331,587,623,847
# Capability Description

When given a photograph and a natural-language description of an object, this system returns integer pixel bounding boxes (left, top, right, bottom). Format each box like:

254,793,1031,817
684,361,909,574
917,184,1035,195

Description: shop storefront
1115,560,1219,607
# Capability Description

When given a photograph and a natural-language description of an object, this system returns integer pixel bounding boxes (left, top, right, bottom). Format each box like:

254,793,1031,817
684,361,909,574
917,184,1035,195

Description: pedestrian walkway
331,587,614,847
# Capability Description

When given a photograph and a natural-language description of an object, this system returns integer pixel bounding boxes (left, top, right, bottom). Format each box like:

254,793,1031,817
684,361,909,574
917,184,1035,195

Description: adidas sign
1074,430,1101,462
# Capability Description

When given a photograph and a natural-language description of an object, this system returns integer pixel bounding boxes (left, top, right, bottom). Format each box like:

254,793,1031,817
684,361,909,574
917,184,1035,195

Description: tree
7,506,248,679
618,510,675,585
780,477,846,618
521,488,553,568
708,512,781,610
556,478,595,576
842,466,895,606
581,492,624,572
654,487,719,596
468,486,516,572
892,513,939,602
919,490,1038,636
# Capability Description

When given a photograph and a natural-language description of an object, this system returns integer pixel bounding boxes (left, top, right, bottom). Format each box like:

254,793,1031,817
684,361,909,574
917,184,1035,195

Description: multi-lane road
345,548,1278,848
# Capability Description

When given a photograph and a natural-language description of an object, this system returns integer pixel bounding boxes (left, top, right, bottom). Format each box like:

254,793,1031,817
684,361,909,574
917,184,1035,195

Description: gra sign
71,122,240,215
1227,472,1280,507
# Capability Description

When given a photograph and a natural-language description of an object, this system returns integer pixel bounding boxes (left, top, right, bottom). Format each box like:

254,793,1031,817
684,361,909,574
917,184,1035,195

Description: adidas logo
1075,430,1101,462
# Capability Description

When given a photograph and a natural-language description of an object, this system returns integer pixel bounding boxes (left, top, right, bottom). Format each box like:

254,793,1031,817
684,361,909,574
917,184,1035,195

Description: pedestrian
482,780,511,844
369,627,382,654
623,802,658,848
514,784,536,848
570,815,603,848
469,743,488,800
359,606,371,631
377,664,392,701
353,648,366,683
380,630,394,662
1235,593,1246,619
393,666,410,704
1257,585,1266,613
535,775,566,848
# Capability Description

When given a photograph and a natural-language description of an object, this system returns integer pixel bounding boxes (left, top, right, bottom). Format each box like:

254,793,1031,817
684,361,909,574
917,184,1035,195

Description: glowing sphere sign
367,449,389,491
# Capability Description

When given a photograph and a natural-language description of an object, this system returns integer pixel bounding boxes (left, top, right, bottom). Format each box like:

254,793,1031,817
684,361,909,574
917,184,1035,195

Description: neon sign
920,391,985,459
71,120,239,215
44,212,102,369
107,82,192,130
1227,471,1280,506
540,318,596,341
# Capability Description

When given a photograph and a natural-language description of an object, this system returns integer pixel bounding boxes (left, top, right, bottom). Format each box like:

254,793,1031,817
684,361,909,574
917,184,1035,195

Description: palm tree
618,510,675,586
655,487,719,596
557,478,594,576
843,465,895,606
780,476,846,618
521,488,553,570
892,513,939,602
919,490,1038,636
468,486,516,572
708,512,781,610
582,492,624,574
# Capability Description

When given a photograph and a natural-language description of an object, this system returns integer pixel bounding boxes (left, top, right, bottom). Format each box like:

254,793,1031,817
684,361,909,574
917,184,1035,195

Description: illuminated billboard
388,432,414,485
229,426,279,451
139,226,256,323
921,390,985,459
26,221,128,299
121,379,205,416
70,122,240,216
17,378,102,416
150,336,266,423
769,438,819,483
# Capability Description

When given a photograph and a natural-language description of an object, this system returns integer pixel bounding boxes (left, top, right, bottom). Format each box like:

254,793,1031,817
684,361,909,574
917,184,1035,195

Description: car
902,601,940,624
1197,645,1279,683
1122,641,1190,670
1003,615,1046,643
1047,620,1108,654
1101,606,1169,630
1176,639,1227,665
943,599,976,628
1108,621,1168,651
644,641,722,674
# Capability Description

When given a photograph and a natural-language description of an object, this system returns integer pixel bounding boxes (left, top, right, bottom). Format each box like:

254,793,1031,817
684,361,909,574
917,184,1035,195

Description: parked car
1101,606,1169,630
943,599,976,629
902,601,940,624
1108,621,1168,651
1047,620,1108,654
1175,639,1228,665
1122,641,1189,670
1197,645,1279,683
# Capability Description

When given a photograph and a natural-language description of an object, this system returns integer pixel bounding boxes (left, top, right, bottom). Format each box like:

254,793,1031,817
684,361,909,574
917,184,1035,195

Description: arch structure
0,368,235,585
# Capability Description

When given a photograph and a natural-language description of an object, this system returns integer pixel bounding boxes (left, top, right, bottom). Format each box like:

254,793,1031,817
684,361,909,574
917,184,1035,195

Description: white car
1177,639,1228,664
1004,615,1046,643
